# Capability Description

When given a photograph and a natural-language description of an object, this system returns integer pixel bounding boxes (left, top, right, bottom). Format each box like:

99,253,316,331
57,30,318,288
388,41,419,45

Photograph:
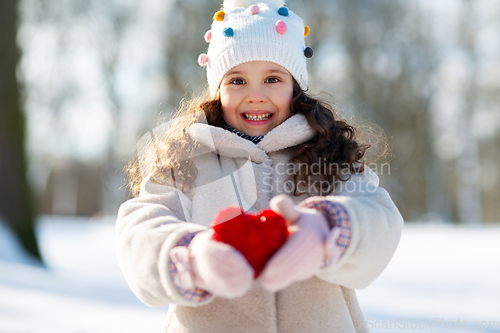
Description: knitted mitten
259,195,329,292
297,197,351,267
170,229,254,299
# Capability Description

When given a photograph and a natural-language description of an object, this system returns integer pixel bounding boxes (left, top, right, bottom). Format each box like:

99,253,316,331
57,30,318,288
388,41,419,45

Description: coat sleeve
115,177,214,307
314,167,404,289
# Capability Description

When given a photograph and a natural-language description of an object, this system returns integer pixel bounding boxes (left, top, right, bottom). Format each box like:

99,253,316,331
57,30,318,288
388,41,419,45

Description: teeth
244,113,272,121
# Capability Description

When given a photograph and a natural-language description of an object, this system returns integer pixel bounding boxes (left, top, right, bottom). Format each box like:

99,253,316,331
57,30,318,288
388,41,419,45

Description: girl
116,0,403,332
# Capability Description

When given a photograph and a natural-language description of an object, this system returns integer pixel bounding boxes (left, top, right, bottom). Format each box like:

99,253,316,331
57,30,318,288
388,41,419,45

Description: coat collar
188,114,316,163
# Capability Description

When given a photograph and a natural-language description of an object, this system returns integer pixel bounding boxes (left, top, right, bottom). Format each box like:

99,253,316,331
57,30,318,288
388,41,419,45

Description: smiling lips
242,113,273,121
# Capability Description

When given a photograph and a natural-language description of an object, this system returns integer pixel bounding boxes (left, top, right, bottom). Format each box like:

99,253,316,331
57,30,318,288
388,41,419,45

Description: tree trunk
0,0,42,260
455,0,482,225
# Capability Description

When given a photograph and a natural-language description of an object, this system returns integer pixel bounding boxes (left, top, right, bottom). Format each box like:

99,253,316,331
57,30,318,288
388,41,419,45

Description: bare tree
454,0,482,224
0,0,42,260
162,0,221,104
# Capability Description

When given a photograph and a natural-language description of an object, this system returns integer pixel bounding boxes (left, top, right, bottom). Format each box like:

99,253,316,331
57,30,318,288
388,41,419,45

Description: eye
230,77,246,85
265,76,280,84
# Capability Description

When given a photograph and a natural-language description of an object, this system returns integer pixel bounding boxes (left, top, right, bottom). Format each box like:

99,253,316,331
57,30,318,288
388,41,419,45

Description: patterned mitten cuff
169,232,213,302
299,197,351,266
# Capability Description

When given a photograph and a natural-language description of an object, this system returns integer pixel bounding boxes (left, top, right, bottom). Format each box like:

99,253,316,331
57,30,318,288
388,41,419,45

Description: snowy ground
1,217,499,333
356,224,500,332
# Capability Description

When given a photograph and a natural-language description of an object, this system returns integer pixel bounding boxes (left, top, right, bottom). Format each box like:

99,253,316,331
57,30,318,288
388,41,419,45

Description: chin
246,129,268,137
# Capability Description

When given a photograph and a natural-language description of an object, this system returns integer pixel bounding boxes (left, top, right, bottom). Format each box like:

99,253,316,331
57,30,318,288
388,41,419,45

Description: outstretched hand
259,195,329,292
170,229,254,299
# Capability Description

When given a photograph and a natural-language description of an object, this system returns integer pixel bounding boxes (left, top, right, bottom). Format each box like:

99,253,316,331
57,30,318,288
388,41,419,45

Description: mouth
242,113,273,121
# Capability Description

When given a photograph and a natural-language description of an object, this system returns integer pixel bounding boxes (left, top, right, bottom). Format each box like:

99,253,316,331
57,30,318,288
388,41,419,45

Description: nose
246,84,267,104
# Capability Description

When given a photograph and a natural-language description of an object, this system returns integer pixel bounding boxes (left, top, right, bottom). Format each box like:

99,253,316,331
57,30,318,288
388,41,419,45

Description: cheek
220,97,239,126
220,88,238,111
276,90,293,121
278,108,291,124
220,92,233,116
221,105,234,123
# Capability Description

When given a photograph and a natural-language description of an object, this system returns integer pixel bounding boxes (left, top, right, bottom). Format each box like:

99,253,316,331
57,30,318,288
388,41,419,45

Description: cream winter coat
116,114,404,333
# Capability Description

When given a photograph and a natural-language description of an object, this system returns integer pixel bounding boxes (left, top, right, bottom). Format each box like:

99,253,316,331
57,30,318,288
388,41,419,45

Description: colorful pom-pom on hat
222,27,234,37
276,20,287,34
198,53,209,66
202,0,310,97
204,30,212,43
248,5,259,15
278,7,289,16
214,10,225,22
304,47,314,58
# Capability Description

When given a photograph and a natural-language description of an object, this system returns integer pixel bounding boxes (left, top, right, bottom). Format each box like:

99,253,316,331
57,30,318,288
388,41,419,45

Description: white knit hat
198,0,313,97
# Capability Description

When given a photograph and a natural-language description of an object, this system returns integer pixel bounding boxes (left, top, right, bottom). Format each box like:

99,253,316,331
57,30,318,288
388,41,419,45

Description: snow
356,224,500,332
0,216,166,333
1,217,499,332
0,219,42,267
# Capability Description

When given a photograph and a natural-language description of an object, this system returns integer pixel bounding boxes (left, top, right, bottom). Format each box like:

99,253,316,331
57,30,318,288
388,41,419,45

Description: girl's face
219,61,294,137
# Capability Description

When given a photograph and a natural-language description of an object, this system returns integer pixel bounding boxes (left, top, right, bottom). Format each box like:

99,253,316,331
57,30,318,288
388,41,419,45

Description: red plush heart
211,206,289,277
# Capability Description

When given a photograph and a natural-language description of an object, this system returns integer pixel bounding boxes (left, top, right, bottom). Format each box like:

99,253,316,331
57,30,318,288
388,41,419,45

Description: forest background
1,0,499,260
